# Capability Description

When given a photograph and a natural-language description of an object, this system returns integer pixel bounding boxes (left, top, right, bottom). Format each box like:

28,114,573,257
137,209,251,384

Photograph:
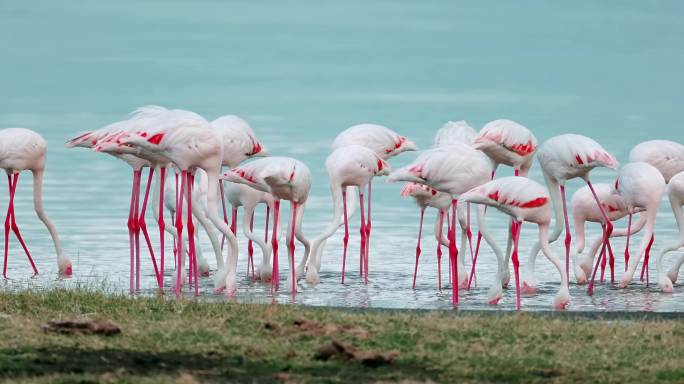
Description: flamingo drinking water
0,128,72,278
657,171,684,292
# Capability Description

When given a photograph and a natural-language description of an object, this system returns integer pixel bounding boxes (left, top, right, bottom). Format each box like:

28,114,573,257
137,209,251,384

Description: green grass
0,290,682,383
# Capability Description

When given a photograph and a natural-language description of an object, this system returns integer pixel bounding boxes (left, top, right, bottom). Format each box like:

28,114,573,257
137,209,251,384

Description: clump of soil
314,340,399,367
42,318,121,336
264,318,370,340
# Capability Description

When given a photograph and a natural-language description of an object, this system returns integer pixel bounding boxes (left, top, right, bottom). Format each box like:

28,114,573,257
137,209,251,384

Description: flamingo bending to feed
388,143,500,305
524,134,618,293
612,162,666,290
470,119,537,289
629,140,684,183
223,157,311,294
331,124,416,278
570,184,646,285
302,145,390,285
657,171,684,292
0,128,72,277
119,109,235,296
460,176,570,310
405,120,477,290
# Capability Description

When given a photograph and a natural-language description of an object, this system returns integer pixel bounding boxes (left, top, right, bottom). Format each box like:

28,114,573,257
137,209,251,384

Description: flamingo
524,134,618,293
470,119,537,289
629,140,684,183
613,162,666,289
331,124,416,278
222,157,311,294
569,184,646,285
657,171,684,292
119,109,235,296
0,128,72,278
67,119,156,292
407,121,476,290
388,143,499,305
302,145,390,286
460,176,570,310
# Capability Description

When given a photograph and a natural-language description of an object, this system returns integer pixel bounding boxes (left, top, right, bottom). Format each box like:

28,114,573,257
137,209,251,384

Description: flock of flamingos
1,106,683,310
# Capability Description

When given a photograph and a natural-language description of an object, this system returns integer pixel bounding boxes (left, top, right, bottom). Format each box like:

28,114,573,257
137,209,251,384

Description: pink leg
248,211,255,280
586,180,614,258
127,172,138,293
588,224,609,295
364,182,372,283
3,175,11,278
607,238,615,284
4,173,39,277
437,210,444,291
469,171,496,287
158,167,166,290
624,213,632,272
466,203,475,287
265,205,270,243
560,185,571,280
359,189,366,279
412,207,425,290
341,189,349,284
449,199,459,305
446,210,452,284
600,242,607,283
230,206,237,235
133,170,142,292
138,168,161,288
289,202,297,295
511,220,522,311
271,199,281,291
174,171,186,296
640,234,655,284
187,172,199,296
220,180,228,251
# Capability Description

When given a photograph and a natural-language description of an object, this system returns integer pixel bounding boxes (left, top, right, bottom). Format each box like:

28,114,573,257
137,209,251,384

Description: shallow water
1,1,683,312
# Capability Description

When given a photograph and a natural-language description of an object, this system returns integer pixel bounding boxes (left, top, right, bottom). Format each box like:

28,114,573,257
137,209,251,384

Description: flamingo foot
521,280,538,294
659,275,674,293
666,268,679,284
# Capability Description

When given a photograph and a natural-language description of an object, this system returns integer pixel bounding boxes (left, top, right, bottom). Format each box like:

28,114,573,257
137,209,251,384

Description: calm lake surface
1,1,683,312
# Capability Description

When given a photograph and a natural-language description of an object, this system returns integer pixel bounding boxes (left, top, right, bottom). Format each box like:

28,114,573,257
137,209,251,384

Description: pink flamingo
67,120,156,292
524,134,618,293
223,157,311,294
331,124,416,278
302,145,390,286
611,162,666,289
0,128,72,277
461,176,570,310
629,140,684,183
388,143,494,305
570,184,646,285
657,171,684,292
470,119,537,289
119,109,236,296
407,120,477,290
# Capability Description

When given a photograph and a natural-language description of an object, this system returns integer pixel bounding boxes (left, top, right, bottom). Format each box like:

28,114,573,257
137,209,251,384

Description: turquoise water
1,1,683,311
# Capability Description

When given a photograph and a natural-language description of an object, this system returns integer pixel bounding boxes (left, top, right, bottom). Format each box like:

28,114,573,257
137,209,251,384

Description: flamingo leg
466,203,475,287
588,223,609,295
560,185,571,280
230,206,237,235
126,171,138,293
511,220,522,311
288,201,298,295
449,199,459,305
412,207,425,290
364,181,372,283
4,173,40,278
607,237,615,284
469,171,496,289
586,180,614,264
437,210,444,291
174,170,186,296
187,171,198,295
271,199,281,291
3,174,11,278
138,168,161,288
625,213,632,272
248,211,255,280
158,166,166,290
640,234,655,285
341,189,349,284
358,189,366,279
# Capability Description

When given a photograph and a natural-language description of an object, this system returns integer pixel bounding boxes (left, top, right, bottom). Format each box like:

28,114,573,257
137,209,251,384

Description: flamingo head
374,158,391,177
248,140,270,158
659,275,674,293
553,286,570,310
58,257,73,277
66,132,95,148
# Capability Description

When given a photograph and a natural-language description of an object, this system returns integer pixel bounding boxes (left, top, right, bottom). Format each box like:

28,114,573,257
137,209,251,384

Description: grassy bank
0,290,682,383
